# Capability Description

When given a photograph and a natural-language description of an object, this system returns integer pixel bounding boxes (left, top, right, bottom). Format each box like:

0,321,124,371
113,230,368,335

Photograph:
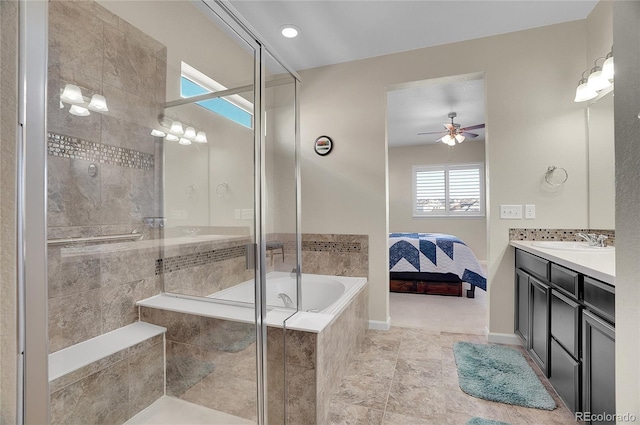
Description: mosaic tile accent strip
302,241,362,253
509,228,615,246
156,245,246,275
48,133,154,170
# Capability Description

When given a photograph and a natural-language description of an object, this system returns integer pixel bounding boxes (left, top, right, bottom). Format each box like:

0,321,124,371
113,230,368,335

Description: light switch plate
500,205,523,219
525,204,536,219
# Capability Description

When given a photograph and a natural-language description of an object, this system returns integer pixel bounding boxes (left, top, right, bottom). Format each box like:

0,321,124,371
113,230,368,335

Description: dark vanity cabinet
514,248,615,422
514,250,550,376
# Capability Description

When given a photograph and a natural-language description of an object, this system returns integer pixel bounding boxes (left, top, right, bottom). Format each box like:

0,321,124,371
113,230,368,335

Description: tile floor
326,290,579,425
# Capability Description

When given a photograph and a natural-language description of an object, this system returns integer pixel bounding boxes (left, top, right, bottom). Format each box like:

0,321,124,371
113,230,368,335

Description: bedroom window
413,163,484,217
180,62,253,129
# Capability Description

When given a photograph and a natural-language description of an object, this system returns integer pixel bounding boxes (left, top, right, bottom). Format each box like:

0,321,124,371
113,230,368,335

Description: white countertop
510,240,615,286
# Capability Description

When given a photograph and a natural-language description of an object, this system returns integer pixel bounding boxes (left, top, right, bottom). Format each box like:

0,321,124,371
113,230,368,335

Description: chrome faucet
576,232,608,247
278,293,295,308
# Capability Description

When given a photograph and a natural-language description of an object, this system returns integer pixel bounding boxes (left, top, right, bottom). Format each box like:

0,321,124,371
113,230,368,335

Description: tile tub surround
509,228,615,246
50,332,164,425
269,233,369,278
139,279,368,425
267,283,369,425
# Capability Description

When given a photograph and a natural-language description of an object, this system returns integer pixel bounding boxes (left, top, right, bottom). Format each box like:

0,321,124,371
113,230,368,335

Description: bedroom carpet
453,342,556,410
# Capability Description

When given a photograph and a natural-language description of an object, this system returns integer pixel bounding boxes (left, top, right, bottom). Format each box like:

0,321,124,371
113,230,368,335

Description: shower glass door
44,0,273,424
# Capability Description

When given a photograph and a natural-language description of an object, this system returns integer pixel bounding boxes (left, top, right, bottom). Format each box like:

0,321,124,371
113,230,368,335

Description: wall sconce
151,115,208,145
60,83,109,115
574,46,613,102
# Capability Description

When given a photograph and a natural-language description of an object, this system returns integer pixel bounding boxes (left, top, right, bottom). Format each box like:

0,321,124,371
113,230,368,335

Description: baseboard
369,317,391,331
486,328,521,345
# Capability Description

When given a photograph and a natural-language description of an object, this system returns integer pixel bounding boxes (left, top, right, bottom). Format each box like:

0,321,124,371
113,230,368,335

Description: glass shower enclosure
13,1,300,423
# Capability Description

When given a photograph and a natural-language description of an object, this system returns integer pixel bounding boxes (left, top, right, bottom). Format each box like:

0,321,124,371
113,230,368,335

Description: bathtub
209,271,365,315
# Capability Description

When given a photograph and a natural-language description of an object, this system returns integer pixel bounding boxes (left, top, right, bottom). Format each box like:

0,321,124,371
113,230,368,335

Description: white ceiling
227,0,597,147
387,77,485,147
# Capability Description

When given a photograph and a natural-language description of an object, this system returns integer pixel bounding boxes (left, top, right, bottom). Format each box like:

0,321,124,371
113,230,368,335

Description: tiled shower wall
270,233,369,278
47,0,166,352
0,1,19,423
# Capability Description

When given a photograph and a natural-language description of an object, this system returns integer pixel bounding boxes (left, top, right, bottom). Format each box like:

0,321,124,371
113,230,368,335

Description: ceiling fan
417,112,485,146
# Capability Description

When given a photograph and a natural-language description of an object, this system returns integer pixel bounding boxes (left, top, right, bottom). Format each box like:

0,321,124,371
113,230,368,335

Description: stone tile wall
139,307,258,421
49,335,164,425
270,233,369,278
509,228,615,246
46,0,166,352
0,1,19,423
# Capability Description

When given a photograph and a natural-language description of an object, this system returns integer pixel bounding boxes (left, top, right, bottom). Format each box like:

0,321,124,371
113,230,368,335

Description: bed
389,232,486,298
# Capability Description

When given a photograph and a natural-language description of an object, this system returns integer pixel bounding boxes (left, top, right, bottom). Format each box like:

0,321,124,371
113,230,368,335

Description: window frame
180,61,254,129
412,162,485,218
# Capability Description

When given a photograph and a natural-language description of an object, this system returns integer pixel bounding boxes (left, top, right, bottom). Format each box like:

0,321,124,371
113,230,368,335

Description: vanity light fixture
575,47,614,102
574,70,598,102
60,83,110,115
69,105,90,117
152,115,207,145
280,24,299,38
602,49,614,81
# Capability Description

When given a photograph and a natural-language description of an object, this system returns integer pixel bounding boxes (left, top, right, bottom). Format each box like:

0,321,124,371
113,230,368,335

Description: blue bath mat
467,418,511,425
453,342,556,410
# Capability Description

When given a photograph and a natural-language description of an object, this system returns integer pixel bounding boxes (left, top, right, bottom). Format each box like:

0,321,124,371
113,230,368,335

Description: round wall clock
314,135,333,156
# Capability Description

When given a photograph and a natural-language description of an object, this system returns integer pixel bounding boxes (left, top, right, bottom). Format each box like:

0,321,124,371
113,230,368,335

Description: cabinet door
550,338,580,414
551,289,581,359
530,276,550,376
515,269,531,347
582,310,615,425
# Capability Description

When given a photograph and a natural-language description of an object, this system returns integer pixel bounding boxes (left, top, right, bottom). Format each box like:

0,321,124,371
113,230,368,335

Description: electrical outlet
525,204,536,219
500,205,523,219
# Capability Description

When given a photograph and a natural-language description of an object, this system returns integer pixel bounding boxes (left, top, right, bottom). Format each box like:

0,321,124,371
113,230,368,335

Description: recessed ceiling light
280,25,299,38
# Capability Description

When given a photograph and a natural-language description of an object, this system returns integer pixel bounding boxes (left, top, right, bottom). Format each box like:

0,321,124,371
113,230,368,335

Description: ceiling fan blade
460,132,479,138
460,123,485,131
444,123,455,131
417,130,447,135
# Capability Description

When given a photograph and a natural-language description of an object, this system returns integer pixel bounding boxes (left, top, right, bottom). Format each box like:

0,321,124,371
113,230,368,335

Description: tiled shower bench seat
48,322,166,425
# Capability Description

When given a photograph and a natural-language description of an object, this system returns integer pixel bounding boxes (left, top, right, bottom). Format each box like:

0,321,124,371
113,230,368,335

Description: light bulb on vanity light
150,129,166,137
587,65,611,91
602,51,614,82
69,105,90,117
184,126,197,141
195,131,208,143
87,94,109,112
165,134,179,142
170,120,184,135
60,84,84,104
179,137,192,146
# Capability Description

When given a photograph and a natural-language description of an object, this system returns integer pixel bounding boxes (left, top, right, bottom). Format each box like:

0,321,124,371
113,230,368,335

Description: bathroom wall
388,139,487,261
0,0,19,422
299,20,589,330
612,0,640,418
47,0,166,352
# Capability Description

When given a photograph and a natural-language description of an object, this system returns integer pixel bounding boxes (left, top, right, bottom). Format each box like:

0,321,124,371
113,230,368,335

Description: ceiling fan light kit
417,111,484,146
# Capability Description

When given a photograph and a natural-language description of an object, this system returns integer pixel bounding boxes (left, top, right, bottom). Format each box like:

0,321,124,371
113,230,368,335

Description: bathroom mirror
587,89,615,229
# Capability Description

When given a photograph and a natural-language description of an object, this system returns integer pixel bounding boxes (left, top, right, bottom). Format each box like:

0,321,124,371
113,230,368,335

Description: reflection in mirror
587,88,614,229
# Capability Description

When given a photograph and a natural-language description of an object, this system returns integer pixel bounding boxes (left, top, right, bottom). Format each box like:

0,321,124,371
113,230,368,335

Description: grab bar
47,231,143,246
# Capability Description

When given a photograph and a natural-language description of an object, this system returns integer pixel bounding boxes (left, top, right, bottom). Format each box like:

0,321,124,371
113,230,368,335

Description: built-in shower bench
48,322,167,425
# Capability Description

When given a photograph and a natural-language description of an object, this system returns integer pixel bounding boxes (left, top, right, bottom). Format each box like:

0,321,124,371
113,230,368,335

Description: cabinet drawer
550,338,581,414
551,290,581,359
550,263,580,298
583,277,615,324
516,250,549,280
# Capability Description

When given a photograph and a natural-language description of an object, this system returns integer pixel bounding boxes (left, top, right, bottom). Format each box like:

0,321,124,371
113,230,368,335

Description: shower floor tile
124,396,255,425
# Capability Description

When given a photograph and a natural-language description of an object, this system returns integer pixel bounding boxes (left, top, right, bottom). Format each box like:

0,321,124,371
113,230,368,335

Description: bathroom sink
531,241,614,252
